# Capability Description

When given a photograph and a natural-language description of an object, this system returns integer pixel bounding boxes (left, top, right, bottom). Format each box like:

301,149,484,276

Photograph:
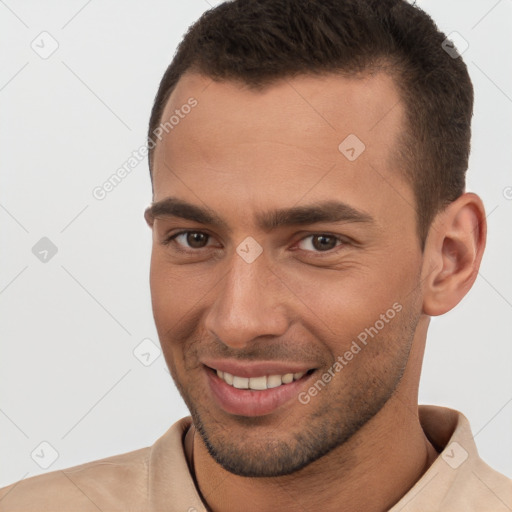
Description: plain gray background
1,0,511,487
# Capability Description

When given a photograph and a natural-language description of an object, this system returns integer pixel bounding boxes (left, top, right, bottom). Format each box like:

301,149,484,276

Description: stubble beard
167,312,419,478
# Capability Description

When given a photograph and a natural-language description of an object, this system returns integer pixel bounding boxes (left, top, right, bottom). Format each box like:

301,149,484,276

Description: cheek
149,252,219,370
277,259,419,355
149,252,215,327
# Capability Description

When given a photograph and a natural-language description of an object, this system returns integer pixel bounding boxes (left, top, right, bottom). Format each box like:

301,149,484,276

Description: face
146,71,425,477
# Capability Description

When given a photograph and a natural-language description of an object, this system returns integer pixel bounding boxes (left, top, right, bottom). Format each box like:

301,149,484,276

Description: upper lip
203,359,315,378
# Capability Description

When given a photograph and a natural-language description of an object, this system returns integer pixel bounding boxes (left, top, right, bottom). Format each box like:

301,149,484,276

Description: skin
145,71,486,512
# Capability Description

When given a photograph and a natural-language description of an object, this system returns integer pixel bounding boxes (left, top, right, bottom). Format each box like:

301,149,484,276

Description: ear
421,193,486,316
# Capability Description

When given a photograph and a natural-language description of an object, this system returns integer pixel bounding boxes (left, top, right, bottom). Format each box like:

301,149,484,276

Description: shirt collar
389,405,478,510
147,405,486,512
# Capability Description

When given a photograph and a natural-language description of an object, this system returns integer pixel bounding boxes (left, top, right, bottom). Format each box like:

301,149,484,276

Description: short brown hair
147,0,473,247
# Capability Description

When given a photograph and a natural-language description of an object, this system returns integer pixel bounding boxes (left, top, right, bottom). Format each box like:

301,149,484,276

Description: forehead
151,71,412,233
154,70,404,171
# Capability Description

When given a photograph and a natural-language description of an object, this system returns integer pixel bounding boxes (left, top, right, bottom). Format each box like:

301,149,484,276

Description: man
1,0,510,510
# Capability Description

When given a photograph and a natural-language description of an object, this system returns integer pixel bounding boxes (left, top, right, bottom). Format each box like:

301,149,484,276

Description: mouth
205,365,316,390
203,364,317,417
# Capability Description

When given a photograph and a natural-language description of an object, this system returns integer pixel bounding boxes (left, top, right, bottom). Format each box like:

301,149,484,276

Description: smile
205,364,317,416
212,368,310,390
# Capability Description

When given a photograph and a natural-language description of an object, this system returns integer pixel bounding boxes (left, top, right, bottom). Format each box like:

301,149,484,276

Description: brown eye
165,231,212,250
311,235,338,251
186,232,209,248
297,234,342,253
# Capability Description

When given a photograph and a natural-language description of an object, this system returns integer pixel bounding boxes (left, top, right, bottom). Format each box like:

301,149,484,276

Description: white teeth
232,376,249,389
267,375,282,388
248,376,267,390
281,373,294,384
216,369,308,390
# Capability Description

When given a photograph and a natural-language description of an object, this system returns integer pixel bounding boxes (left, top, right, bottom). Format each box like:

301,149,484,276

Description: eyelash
162,230,348,256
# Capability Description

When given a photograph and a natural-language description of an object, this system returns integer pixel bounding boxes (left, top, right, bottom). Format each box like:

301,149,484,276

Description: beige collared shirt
1,405,510,511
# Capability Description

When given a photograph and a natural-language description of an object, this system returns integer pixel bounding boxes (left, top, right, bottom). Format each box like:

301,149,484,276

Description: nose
203,249,289,350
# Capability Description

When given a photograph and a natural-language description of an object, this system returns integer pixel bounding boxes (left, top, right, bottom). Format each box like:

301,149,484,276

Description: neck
187,317,437,512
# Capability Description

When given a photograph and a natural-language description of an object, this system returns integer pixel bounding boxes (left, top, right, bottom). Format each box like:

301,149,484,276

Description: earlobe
421,193,486,316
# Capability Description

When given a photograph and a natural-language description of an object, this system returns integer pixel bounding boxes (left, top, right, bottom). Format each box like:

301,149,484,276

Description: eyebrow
145,196,374,232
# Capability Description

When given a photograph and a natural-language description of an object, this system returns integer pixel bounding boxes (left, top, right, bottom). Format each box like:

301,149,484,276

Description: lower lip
205,367,315,417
